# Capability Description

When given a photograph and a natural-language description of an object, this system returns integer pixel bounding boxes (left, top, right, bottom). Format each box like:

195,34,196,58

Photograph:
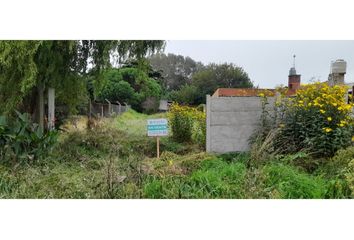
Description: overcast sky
164,40,354,88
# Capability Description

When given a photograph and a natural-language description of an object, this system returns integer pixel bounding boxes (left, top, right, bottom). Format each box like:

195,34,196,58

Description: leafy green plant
253,82,354,162
97,67,162,113
345,159,354,198
275,83,354,157
319,147,354,198
0,111,58,163
168,103,206,147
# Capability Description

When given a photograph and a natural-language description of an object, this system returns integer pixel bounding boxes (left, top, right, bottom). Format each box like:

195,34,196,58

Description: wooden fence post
48,87,55,130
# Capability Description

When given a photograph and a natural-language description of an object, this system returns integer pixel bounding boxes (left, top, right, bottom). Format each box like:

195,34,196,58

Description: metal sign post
157,136,160,158
147,118,168,159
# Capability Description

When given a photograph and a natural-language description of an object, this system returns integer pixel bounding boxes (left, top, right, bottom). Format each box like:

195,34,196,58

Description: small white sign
147,118,168,137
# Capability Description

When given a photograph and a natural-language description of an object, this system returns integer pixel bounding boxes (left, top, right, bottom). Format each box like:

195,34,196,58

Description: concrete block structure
206,56,300,153
206,57,352,153
206,95,275,153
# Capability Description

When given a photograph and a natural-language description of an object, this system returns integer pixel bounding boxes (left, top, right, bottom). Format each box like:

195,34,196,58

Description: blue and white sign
147,118,168,137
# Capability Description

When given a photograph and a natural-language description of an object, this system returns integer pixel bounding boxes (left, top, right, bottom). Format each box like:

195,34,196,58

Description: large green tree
0,40,164,127
148,53,203,91
192,63,253,103
97,67,162,112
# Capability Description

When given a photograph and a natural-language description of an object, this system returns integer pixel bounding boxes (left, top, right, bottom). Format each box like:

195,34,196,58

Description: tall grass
1,109,352,199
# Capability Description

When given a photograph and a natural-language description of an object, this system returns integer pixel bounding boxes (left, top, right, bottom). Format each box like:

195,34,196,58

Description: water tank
331,59,347,74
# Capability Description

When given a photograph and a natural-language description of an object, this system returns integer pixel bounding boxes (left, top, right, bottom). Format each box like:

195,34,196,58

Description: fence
89,100,130,118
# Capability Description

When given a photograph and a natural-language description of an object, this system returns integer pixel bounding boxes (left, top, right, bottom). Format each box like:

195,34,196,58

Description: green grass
261,163,327,199
141,155,330,199
115,109,165,137
142,158,248,199
0,109,352,199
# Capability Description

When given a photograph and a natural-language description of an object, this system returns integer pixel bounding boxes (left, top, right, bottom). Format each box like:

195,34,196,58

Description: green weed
262,163,327,199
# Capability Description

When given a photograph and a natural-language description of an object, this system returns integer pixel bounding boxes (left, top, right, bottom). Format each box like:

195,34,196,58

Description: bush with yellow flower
168,103,206,147
273,82,354,156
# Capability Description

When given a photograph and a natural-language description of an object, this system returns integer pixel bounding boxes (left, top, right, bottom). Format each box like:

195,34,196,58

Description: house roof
212,88,297,97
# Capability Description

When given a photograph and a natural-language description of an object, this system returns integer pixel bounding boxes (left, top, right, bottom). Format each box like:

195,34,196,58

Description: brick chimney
288,68,301,91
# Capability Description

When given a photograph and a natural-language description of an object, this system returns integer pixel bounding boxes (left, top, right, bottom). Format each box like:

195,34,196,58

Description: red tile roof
212,88,297,97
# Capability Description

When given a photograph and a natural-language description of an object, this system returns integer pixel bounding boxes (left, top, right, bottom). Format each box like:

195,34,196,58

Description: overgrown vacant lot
0,110,353,199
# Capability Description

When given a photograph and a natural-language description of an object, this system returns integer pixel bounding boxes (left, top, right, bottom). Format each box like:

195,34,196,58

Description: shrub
254,83,354,158
168,103,206,147
0,112,58,163
276,83,353,157
193,108,206,148
325,146,354,176
345,159,354,198
320,147,354,198
97,68,162,113
169,84,199,105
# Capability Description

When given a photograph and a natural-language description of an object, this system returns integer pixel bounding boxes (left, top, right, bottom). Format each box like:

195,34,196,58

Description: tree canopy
169,63,253,104
148,53,203,92
0,40,165,115
97,67,162,112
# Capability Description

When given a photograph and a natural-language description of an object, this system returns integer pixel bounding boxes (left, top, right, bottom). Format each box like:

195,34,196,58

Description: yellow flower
345,105,352,110
168,160,173,166
298,100,304,104
327,117,332,121
352,136,354,142
338,106,343,111
320,109,326,114
323,127,332,133
258,93,265,97
332,103,337,107
339,123,345,127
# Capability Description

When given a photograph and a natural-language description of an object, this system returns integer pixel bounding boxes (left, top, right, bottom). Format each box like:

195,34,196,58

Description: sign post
157,136,160,158
147,118,168,159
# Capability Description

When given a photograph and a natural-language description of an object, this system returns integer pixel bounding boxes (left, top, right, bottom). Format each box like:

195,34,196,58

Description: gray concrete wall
206,95,275,153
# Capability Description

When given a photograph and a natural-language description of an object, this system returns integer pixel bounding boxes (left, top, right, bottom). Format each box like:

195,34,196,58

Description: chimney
288,55,301,91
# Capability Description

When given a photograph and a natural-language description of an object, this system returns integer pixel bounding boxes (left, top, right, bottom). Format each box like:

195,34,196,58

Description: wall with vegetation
206,95,275,153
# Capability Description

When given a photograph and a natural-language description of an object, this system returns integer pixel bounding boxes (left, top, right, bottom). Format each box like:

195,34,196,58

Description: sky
164,40,354,88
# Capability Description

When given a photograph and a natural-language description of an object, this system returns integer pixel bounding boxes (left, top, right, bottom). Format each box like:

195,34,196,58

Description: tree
97,67,162,112
192,63,253,103
0,40,164,129
148,53,203,92
169,84,199,105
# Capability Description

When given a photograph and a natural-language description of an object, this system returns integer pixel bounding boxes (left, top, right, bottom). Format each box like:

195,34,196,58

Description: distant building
158,99,173,111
